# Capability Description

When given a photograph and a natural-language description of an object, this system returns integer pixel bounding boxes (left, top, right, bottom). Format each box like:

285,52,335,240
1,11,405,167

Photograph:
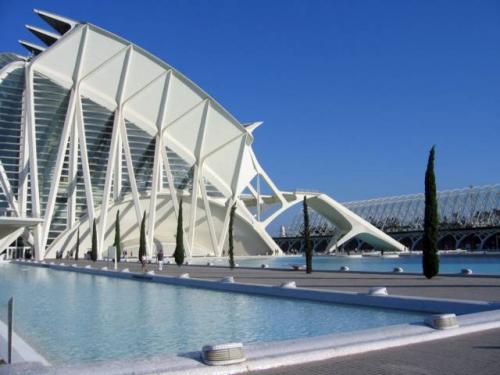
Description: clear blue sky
1,0,499,202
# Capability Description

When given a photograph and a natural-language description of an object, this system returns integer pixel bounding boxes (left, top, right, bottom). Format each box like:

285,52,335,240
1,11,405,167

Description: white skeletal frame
0,13,406,260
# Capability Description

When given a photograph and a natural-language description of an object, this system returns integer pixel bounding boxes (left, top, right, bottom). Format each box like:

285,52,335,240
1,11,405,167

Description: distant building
280,225,287,238
280,185,500,252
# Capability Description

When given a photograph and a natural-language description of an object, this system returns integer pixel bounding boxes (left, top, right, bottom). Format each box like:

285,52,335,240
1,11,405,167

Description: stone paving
252,327,500,375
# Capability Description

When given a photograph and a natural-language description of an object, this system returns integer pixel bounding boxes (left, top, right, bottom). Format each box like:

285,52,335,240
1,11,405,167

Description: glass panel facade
162,147,193,191
33,72,71,244
0,66,24,216
0,53,22,70
123,121,155,194
81,97,114,207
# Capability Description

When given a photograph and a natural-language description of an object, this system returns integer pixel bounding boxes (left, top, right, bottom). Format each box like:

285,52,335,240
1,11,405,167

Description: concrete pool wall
0,319,48,366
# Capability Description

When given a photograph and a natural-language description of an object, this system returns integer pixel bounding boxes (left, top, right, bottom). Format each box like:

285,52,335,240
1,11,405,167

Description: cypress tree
114,210,121,262
75,229,80,261
422,146,439,279
139,211,146,263
174,199,185,266
303,196,313,274
228,203,236,269
91,219,98,262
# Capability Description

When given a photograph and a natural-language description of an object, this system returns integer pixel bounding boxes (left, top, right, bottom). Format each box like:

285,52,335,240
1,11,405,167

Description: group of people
139,248,164,272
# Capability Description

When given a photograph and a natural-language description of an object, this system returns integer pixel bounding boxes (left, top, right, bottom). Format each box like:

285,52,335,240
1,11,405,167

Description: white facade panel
166,102,205,160
80,48,128,106
205,136,245,192
32,27,84,87
235,145,258,195
125,73,168,131
80,28,125,78
123,49,166,101
202,105,244,159
164,73,204,126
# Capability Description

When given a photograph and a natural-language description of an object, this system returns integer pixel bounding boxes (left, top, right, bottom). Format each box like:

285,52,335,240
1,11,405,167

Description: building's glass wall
0,53,21,71
123,121,155,194
33,72,71,244
81,97,114,208
0,66,24,216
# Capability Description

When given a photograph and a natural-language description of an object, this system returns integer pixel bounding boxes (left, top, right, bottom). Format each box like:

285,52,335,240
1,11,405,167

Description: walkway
252,327,500,375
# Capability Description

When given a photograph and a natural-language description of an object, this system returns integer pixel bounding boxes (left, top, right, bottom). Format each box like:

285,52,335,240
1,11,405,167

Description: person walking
157,249,164,271
139,250,147,272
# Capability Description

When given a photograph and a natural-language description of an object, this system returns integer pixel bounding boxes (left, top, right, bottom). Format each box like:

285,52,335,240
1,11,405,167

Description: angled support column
75,93,95,224
326,229,361,253
187,99,210,256
67,117,78,228
0,160,20,216
97,46,133,258
97,108,123,258
146,70,172,257
256,174,261,221
160,145,179,215
196,130,245,256
147,135,161,257
24,66,43,259
121,123,143,226
40,90,77,249
249,148,286,206
217,198,234,255
18,76,30,217
39,26,88,252
160,143,191,255
199,175,218,255
113,135,122,200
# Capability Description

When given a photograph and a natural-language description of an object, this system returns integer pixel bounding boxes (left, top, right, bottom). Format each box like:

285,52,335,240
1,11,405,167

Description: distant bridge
275,184,500,252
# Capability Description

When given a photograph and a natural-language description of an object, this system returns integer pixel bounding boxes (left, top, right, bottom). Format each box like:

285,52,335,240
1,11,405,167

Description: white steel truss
288,184,500,237
0,10,408,259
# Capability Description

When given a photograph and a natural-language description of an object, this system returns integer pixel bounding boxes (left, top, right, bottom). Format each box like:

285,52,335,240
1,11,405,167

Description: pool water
194,255,500,274
0,264,424,365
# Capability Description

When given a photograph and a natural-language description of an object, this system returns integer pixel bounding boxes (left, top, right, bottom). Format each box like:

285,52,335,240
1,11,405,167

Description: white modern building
0,10,405,260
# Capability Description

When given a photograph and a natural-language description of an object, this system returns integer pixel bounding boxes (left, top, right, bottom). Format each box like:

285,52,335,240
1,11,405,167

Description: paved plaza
252,327,500,375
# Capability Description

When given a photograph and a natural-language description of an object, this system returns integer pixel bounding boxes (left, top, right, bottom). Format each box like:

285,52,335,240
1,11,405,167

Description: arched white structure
0,10,405,260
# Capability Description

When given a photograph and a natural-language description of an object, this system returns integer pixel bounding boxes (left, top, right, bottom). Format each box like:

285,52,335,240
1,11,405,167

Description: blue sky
1,0,499,202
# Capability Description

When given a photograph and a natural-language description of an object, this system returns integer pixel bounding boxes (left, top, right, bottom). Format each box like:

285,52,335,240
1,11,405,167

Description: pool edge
0,318,50,366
